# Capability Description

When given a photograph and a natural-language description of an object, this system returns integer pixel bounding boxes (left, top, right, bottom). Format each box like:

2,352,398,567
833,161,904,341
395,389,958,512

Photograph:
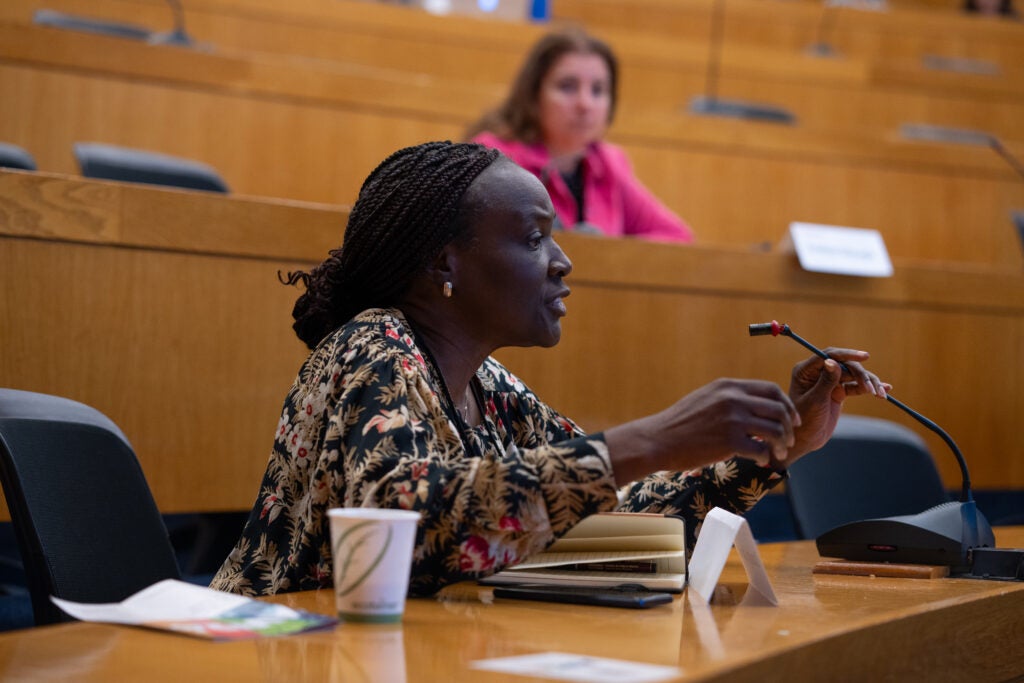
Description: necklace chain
456,391,471,420
408,323,473,428
403,316,507,455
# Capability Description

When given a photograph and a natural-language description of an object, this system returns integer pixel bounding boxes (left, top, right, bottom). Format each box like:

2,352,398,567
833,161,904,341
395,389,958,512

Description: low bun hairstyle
283,141,502,349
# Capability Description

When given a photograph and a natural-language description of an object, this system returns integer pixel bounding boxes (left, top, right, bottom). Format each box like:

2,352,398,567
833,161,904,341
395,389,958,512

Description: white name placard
687,507,777,606
787,222,893,277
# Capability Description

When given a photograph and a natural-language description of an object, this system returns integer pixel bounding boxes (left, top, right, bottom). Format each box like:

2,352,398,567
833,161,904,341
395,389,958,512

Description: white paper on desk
471,652,682,683
51,579,337,641
687,507,777,605
52,579,250,624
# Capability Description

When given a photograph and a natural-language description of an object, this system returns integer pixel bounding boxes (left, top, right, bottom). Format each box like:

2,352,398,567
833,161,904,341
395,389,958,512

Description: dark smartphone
491,584,674,609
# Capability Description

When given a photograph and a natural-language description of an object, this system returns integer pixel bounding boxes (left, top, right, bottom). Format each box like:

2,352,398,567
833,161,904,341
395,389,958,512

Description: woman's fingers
819,348,891,399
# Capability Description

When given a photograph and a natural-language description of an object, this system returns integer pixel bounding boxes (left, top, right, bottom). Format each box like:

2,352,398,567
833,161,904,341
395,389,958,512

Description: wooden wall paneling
3,172,1023,522
4,56,1021,268
0,237,311,515
0,60,465,204
15,0,1017,132
4,5,1019,148
12,0,1022,100
620,65,1024,144
620,139,1024,268
0,0,546,52
552,0,717,42
3,17,1023,268
554,0,1024,69
0,0,853,92
0,171,347,519
0,0,533,86
495,235,1024,491
0,22,501,120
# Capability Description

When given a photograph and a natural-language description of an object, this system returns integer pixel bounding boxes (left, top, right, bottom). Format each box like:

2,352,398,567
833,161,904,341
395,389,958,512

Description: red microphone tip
771,320,783,336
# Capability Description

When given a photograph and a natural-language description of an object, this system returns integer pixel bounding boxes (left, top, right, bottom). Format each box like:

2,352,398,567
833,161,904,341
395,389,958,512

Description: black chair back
0,143,37,171
0,389,180,625
785,415,949,539
74,142,229,193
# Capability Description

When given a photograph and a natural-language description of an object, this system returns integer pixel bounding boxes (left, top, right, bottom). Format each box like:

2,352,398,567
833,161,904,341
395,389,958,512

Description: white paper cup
328,508,420,623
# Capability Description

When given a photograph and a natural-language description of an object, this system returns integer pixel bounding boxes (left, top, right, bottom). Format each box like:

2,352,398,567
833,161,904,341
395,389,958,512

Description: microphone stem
812,3,837,53
705,0,726,102
783,327,972,503
990,138,1024,183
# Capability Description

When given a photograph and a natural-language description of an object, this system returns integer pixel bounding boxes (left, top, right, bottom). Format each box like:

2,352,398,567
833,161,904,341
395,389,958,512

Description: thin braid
285,141,502,349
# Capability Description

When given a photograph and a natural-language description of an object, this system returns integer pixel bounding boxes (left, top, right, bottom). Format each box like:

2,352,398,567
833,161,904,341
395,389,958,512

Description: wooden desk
1,528,1021,682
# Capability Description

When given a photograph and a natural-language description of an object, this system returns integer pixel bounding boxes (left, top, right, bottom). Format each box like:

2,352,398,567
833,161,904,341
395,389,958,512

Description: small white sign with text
787,222,893,278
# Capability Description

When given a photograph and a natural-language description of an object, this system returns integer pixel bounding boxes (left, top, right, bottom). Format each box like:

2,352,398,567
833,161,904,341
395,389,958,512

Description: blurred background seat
0,388,182,626
0,143,37,171
33,9,153,41
74,142,229,193
785,414,950,540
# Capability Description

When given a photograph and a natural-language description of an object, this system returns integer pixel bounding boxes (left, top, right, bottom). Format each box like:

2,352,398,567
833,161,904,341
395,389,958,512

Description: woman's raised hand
604,350,890,483
605,377,801,482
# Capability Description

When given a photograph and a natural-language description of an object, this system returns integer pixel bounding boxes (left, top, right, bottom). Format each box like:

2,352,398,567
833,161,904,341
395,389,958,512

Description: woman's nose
549,241,573,277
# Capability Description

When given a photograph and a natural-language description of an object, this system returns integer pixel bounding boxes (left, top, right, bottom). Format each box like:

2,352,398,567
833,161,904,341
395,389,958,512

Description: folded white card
786,222,893,278
687,507,777,605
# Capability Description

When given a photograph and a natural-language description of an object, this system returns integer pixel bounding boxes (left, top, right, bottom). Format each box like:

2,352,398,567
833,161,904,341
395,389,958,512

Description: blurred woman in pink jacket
467,28,694,243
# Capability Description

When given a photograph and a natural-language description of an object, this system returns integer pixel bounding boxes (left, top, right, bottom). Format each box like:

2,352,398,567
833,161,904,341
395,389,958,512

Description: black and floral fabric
211,308,784,597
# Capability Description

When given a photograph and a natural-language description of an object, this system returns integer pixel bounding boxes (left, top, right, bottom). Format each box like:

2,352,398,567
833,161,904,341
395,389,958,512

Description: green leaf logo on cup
334,520,393,598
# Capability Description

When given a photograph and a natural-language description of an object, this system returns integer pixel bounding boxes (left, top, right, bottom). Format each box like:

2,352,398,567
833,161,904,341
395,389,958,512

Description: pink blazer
473,133,694,243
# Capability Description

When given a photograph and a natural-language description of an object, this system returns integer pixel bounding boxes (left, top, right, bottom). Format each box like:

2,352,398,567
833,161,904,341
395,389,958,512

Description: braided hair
284,141,502,349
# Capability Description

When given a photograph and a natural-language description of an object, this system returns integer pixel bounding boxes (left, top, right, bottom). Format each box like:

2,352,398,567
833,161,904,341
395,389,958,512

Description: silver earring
442,281,453,298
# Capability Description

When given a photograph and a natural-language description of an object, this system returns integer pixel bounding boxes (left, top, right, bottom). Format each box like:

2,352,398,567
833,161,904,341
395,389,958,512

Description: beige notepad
480,513,686,592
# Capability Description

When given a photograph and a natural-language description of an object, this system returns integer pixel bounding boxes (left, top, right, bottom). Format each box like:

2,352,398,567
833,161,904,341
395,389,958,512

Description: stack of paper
51,579,337,641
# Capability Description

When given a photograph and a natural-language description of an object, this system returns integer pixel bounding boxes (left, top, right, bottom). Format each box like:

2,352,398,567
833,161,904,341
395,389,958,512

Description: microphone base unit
899,123,995,147
687,96,796,125
147,29,195,47
805,43,841,58
815,501,995,574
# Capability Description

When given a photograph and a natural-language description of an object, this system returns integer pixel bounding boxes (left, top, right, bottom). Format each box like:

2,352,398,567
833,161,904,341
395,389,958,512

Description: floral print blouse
210,308,785,597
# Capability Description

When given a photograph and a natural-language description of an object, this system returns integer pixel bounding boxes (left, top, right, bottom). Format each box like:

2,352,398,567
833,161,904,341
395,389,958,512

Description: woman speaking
211,141,887,597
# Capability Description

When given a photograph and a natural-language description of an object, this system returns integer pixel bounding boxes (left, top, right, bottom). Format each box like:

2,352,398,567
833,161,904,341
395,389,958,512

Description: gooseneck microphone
749,320,972,501
687,0,797,124
989,137,1024,183
806,2,840,58
749,320,994,571
149,0,195,46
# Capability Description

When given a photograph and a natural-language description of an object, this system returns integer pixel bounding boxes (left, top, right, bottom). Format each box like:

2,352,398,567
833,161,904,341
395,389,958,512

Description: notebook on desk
480,513,687,592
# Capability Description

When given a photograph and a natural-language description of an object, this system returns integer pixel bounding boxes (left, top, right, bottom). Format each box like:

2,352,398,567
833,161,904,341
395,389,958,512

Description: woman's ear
426,243,458,289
